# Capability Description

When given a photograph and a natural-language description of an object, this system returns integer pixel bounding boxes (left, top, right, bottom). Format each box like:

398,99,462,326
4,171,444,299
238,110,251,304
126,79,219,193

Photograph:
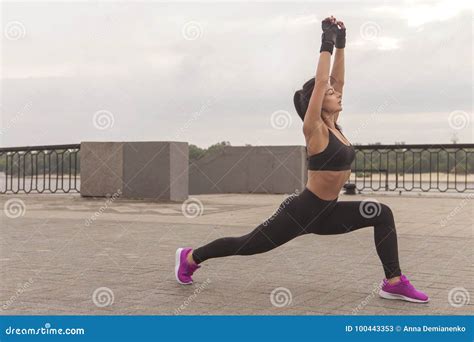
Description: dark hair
293,77,342,131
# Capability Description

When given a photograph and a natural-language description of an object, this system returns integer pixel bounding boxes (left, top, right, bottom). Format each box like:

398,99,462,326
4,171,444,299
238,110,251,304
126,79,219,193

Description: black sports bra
306,128,356,171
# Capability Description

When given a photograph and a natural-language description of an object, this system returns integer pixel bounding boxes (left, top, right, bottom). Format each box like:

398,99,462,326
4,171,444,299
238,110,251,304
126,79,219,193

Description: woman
175,16,429,303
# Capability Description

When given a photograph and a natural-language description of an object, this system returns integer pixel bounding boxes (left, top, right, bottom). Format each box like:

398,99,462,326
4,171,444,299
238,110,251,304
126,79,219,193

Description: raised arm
330,20,346,94
303,17,338,135
303,53,331,135
330,49,345,94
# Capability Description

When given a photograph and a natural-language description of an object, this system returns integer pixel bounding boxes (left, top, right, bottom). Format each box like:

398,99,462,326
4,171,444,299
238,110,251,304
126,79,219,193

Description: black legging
193,187,401,279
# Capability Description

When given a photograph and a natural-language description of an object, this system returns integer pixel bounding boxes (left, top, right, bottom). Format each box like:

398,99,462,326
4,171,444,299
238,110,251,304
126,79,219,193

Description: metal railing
0,144,80,194
0,142,473,195
349,143,474,193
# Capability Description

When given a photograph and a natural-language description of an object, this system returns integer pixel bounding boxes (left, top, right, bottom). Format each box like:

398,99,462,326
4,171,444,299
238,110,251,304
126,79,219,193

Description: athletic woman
175,16,429,303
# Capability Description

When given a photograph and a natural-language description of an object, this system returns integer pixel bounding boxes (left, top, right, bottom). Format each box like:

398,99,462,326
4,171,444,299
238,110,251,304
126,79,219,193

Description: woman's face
322,85,342,114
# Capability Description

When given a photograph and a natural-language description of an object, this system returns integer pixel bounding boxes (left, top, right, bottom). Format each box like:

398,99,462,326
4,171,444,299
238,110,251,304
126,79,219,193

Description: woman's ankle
187,251,197,265
387,275,401,284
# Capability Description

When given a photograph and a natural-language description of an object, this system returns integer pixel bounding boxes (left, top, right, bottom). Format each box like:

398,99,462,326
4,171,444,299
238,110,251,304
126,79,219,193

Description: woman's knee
361,200,394,223
377,203,395,226
380,203,393,217
233,229,273,255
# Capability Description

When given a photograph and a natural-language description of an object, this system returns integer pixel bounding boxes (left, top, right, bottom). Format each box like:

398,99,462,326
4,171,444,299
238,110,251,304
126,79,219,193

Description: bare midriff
306,169,351,201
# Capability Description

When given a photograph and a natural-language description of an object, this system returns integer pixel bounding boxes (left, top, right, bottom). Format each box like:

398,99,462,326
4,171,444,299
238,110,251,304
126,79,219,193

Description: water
0,173,80,193
0,173,472,194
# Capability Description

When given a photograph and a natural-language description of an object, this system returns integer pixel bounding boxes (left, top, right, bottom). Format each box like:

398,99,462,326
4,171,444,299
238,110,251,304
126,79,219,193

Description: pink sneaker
379,274,429,303
175,247,200,285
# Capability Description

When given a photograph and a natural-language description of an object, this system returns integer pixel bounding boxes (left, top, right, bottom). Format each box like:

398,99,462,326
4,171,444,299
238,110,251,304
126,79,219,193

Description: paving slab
0,192,472,315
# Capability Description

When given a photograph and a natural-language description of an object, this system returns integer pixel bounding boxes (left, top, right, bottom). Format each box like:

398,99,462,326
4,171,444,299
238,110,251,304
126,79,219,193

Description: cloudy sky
1,0,472,148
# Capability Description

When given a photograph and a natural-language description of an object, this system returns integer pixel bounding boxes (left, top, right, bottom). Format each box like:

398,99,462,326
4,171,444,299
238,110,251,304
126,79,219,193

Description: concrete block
80,141,188,201
190,145,307,194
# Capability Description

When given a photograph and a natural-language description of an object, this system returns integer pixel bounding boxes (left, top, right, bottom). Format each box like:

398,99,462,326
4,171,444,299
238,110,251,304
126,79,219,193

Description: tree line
0,143,472,175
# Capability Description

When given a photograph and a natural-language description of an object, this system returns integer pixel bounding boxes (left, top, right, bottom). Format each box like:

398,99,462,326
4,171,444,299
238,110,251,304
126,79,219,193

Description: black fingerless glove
335,25,346,49
320,20,338,54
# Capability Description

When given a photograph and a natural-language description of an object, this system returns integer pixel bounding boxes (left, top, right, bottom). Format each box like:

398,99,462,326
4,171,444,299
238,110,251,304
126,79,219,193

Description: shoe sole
379,289,429,303
175,248,193,285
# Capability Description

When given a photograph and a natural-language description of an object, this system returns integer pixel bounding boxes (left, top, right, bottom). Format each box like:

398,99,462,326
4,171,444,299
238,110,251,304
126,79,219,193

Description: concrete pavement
0,191,472,315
